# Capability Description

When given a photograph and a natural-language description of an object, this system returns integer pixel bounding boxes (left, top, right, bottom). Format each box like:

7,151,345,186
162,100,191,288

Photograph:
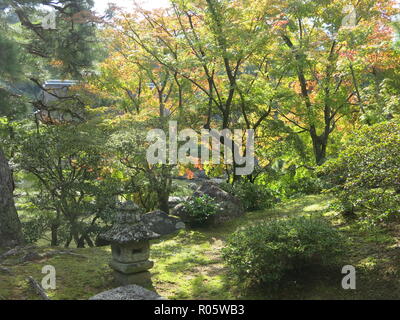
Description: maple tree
2,0,399,249
97,0,400,169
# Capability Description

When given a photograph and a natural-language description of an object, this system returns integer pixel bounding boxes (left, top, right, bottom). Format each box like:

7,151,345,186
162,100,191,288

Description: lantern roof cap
100,202,160,244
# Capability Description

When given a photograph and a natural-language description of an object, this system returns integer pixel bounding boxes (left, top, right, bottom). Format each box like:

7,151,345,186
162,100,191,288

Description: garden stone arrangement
168,197,188,210
172,182,245,225
100,202,158,286
100,202,185,286
141,210,185,236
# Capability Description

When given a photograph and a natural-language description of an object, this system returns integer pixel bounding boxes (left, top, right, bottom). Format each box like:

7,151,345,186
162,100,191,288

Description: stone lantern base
99,204,162,288
108,241,155,286
112,270,153,287
110,259,154,274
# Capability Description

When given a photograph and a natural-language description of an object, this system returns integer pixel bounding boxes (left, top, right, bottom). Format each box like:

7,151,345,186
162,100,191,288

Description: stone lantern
100,202,160,286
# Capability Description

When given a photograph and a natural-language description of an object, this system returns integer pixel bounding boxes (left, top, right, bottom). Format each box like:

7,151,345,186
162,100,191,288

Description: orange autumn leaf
185,169,195,180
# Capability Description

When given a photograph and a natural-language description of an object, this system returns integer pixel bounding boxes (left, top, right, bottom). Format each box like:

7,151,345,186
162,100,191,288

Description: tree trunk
64,233,72,248
50,223,59,246
158,191,170,214
310,127,329,166
84,235,94,247
51,209,61,246
71,226,80,247
77,236,85,248
311,137,327,166
0,148,23,248
77,234,94,248
65,221,80,248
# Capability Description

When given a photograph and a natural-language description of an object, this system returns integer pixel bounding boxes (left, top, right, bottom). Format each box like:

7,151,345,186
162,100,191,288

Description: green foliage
108,118,175,213
263,164,323,199
320,121,400,224
220,181,276,211
15,123,120,247
222,216,346,287
18,0,98,77
275,174,323,198
0,33,21,78
183,195,220,227
21,215,49,244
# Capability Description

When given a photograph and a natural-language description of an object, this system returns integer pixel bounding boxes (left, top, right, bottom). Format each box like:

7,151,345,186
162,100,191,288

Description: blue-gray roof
43,80,78,89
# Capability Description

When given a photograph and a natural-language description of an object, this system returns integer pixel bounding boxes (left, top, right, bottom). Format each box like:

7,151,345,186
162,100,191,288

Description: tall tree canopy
0,0,99,248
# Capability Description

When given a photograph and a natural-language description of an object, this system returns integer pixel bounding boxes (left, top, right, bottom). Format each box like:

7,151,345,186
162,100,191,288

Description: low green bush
319,121,400,224
222,216,346,287
220,181,277,211
268,168,324,199
182,194,220,227
21,216,48,244
280,175,324,197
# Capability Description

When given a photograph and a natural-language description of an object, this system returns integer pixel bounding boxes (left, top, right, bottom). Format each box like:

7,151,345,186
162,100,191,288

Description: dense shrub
16,125,123,247
268,168,324,199
279,175,324,197
222,216,346,287
182,194,220,226
320,121,400,223
21,215,49,244
220,181,276,211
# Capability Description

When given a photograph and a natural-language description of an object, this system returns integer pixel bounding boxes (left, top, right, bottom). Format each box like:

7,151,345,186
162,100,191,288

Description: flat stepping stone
89,285,165,300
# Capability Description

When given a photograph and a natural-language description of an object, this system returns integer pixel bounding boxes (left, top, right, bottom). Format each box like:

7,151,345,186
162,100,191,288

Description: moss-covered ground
1,194,399,300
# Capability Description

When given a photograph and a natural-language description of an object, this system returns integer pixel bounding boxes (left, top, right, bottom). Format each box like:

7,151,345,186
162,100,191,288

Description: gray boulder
188,183,198,190
171,203,187,221
141,210,185,236
209,178,225,185
89,285,165,300
168,196,187,210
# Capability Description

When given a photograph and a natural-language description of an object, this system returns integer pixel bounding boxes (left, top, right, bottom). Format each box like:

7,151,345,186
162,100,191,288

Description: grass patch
0,247,113,300
1,194,400,300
